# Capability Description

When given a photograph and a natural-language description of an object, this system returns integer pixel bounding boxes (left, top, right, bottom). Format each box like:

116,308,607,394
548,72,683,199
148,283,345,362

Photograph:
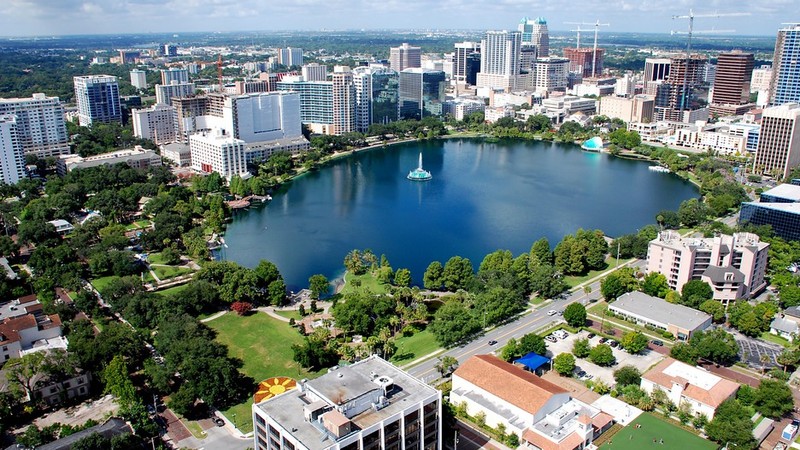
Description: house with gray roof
770,316,800,340
608,291,712,341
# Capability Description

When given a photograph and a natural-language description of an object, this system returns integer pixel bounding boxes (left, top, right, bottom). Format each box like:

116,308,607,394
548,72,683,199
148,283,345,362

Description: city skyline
0,0,791,38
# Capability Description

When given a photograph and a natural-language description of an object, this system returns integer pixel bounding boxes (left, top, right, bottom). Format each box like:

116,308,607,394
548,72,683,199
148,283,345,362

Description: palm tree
583,285,592,303
760,353,771,375
388,316,401,335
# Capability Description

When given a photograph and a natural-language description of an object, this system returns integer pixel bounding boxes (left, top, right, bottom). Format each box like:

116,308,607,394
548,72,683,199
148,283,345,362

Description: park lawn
391,329,440,365
564,257,634,288
152,265,193,280
340,271,389,296
91,275,120,293
209,312,322,433
156,284,189,296
146,251,169,265
599,413,716,450
274,310,303,321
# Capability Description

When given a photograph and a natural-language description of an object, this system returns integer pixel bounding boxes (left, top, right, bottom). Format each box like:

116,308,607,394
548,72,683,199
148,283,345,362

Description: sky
0,0,791,37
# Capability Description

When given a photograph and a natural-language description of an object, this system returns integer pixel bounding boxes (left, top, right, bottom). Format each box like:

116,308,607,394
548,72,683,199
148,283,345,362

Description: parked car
488,340,498,346
650,339,664,347
547,310,558,316
214,417,225,427
545,335,557,343
587,333,596,339
609,341,619,348
599,337,608,343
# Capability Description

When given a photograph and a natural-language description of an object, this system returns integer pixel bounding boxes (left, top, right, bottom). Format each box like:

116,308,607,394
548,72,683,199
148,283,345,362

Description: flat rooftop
611,291,711,331
744,201,800,214
761,184,800,202
255,356,438,450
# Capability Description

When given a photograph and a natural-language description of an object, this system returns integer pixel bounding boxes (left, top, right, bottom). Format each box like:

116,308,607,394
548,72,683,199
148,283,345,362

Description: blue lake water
221,138,698,289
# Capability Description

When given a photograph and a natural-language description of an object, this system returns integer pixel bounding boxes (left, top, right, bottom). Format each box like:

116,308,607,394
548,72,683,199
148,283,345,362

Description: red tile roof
522,428,585,450
453,354,568,416
0,314,37,344
642,358,739,409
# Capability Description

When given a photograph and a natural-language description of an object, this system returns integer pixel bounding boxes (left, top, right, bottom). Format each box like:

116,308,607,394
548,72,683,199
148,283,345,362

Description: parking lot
543,329,666,387
735,334,782,370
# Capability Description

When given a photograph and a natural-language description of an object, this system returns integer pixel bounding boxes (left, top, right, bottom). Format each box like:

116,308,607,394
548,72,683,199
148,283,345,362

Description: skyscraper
155,81,196,106
644,58,671,84
453,42,480,85
0,116,27,185
710,51,755,116
518,17,549,57
302,63,328,82
130,69,148,90
160,67,189,85
353,67,399,132
132,103,176,144
399,68,445,120
331,70,356,135
73,75,122,127
663,54,706,121
278,48,304,67
753,103,800,179
389,43,422,72
477,31,522,90
770,24,800,106
563,47,605,79
0,94,70,158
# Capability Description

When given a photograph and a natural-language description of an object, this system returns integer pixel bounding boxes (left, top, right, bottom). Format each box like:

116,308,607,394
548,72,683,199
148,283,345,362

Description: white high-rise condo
130,69,148,90
477,31,522,90
0,116,27,185
73,75,122,127
753,103,800,179
0,93,70,158
389,43,422,72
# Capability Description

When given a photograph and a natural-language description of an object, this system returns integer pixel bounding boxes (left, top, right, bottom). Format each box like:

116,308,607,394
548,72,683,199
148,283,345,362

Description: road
407,260,643,382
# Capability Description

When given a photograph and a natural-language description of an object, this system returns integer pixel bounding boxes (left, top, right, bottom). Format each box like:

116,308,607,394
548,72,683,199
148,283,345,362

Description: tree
699,300,726,323
689,328,738,366
620,331,648,354
680,280,713,308
640,273,669,298
393,268,412,288
530,238,553,266
308,274,329,300
102,355,137,409
753,379,794,419
613,365,642,386
600,267,637,301
589,344,615,366
553,353,576,376
670,342,698,364
442,256,474,291
572,338,591,358
656,210,681,229
231,301,253,315
434,356,459,377
517,332,547,356
4,351,46,401
705,398,757,449
678,198,709,227
563,303,587,327
423,261,444,290
428,299,480,347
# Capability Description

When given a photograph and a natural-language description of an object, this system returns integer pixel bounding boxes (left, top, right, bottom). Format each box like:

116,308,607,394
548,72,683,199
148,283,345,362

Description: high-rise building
563,47,605,79
751,65,773,93
73,75,122,127
389,43,422,72
130,69,148,90
453,42,480,85
770,24,800,106
163,44,178,57
518,17,549,57
753,103,800,179
662,54,707,120
302,63,328,82
643,58,671,84
533,57,569,93
710,51,755,116
251,355,442,450
476,31,522,90
161,67,189,85
156,81,196,106
118,50,140,64
646,231,769,304
278,48,303,67
330,71,356,135
0,116,27,185
190,129,247,179
599,95,655,124
399,68,445,120
353,67,400,132
0,93,70,158
277,77,341,135
132,103,176,145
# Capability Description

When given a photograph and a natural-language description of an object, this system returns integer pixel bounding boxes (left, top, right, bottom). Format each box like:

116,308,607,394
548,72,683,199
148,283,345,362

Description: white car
547,310,558,316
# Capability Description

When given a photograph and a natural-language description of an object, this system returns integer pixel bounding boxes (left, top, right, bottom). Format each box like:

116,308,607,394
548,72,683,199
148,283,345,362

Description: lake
220,138,698,289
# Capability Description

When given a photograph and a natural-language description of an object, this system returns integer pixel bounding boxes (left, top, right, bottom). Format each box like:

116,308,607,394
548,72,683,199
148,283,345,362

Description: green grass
339,271,389,296
184,420,207,439
146,251,169,265
156,284,190,296
391,329,441,364
208,313,322,434
91,275,120,293
760,331,792,347
530,296,546,306
124,220,152,231
152,266,193,280
564,256,634,287
274,310,302,321
599,413,715,450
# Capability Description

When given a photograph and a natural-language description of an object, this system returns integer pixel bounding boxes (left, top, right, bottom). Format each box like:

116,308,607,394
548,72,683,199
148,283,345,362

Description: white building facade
0,93,70,157
132,103,176,144
0,116,27,185
190,129,247,179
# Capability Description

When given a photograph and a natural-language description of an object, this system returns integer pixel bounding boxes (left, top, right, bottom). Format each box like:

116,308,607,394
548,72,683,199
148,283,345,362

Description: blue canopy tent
514,352,550,373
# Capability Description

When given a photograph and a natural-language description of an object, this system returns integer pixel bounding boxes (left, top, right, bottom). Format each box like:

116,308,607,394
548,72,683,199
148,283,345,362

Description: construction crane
671,9,749,111
567,25,584,49
565,20,609,78
193,54,226,93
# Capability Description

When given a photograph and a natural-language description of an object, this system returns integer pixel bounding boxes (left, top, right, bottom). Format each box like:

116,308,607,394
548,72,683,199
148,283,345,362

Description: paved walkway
200,310,227,323
260,306,291,322
162,408,192,443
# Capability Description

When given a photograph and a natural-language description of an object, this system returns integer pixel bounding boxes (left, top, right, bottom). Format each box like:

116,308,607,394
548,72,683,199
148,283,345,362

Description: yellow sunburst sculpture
254,377,297,403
